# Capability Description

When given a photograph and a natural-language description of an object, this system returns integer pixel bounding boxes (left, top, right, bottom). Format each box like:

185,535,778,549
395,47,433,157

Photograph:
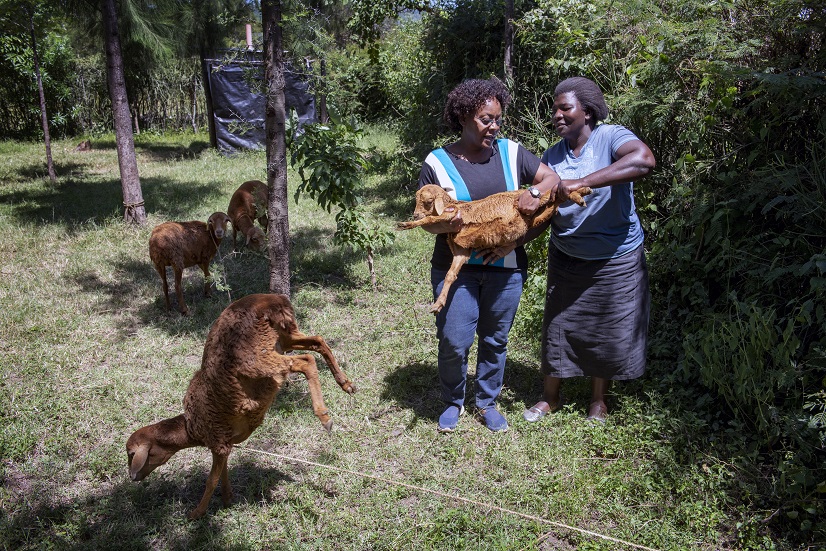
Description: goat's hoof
343,381,357,394
429,303,444,314
322,419,334,432
187,508,206,520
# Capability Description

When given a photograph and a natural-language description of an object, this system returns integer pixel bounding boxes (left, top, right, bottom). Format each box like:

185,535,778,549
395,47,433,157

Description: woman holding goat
416,77,564,433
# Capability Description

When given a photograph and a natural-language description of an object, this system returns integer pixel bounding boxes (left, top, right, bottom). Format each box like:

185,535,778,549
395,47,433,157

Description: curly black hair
443,78,512,133
554,77,609,122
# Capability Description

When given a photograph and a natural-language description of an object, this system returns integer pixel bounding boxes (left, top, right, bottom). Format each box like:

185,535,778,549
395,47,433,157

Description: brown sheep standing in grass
149,211,232,315
228,179,268,251
126,293,357,520
398,184,591,313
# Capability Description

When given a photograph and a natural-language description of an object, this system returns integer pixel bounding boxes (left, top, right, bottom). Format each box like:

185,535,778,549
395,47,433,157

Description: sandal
586,402,608,423
522,397,564,423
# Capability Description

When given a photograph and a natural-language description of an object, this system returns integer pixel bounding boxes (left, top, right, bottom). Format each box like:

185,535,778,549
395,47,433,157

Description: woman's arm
515,163,563,214
559,139,655,196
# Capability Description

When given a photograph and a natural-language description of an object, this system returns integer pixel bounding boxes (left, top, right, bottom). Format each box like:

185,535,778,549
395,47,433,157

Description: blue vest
423,139,520,268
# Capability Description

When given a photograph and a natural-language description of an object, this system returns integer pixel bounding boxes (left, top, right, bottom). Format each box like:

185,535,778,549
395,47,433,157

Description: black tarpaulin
206,60,316,152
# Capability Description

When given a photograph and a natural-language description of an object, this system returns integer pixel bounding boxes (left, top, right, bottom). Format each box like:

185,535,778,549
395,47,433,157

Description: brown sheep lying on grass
228,180,268,251
149,211,231,316
398,184,591,313
126,293,357,520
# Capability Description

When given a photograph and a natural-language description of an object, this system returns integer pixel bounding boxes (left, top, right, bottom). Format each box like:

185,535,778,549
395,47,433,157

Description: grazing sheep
126,293,357,520
149,211,231,315
398,184,591,313
74,139,92,152
228,180,268,251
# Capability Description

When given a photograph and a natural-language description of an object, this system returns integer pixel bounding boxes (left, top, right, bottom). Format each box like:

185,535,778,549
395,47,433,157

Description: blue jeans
431,267,525,410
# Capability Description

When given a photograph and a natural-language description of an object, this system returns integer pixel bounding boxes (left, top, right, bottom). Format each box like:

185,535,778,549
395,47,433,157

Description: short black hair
443,78,512,133
554,77,609,122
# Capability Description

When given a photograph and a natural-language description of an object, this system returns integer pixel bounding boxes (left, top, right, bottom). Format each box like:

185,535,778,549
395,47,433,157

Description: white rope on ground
234,445,662,551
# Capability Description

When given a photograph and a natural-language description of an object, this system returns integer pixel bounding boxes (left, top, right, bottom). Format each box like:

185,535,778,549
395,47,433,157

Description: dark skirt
541,243,649,380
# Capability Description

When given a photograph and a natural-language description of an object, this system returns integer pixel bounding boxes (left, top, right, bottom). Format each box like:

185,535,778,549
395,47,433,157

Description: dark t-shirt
417,139,542,271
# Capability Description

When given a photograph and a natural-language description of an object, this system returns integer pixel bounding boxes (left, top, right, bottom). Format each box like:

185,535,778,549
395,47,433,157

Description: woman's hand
480,243,517,264
516,189,540,215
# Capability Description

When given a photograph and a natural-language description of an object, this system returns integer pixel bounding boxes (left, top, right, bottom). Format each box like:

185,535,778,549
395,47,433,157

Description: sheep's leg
397,214,454,230
188,451,229,520
529,204,560,229
173,266,189,316
288,354,334,431
278,332,356,394
155,265,171,311
200,262,212,297
220,460,233,507
431,246,471,313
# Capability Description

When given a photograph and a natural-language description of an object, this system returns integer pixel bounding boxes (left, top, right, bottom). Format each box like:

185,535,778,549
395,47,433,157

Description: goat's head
126,417,187,482
414,185,452,220
207,212,231,240
245,226,267,251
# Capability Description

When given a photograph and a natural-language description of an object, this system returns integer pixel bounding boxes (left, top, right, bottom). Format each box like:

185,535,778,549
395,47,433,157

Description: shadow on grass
68,232,363,341
0,175,225,227
12,160,88,181
380,357,601,422
0,457,296,550
78,138,212,161
363,168,417,222
380,361,442,422
71,254,235,341
136,140,212,163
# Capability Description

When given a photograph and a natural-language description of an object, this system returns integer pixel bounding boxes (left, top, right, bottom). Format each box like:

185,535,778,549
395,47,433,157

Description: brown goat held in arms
398,184,591,313
126,293,357,519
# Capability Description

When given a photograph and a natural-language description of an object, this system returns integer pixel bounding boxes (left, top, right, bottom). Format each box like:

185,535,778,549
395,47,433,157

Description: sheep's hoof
187,507,206,520
322,419,334,432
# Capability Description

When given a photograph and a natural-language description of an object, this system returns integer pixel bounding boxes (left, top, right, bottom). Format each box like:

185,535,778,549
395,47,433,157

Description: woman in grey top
516,76,656,423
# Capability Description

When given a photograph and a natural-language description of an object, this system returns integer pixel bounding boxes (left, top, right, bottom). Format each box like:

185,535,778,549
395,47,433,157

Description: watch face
530,188,541,198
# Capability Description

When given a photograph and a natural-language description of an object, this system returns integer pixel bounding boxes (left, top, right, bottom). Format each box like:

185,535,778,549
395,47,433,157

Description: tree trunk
262,0,291,296
28,14,55,183
504,0,514,80
102,0,146,225
367,248,377,291
318,57,328,123
200,52,217,149
191,77,198,133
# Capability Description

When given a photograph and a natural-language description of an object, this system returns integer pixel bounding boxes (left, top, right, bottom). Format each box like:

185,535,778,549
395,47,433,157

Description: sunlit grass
0,130,783,550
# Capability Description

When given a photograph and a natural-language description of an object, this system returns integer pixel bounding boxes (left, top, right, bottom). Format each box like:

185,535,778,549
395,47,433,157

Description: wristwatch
528,186,541,199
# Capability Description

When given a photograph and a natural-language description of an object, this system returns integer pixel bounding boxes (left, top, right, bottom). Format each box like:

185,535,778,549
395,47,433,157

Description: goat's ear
434,196,445,216
129,444,149,480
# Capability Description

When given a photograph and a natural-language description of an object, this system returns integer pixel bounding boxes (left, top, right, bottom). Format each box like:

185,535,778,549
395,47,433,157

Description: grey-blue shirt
541,124,643,260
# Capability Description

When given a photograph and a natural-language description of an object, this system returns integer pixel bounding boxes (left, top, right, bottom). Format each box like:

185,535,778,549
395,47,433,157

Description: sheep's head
414,185,451,220
245,226,267,251
126,418,186,482
207,212,231,240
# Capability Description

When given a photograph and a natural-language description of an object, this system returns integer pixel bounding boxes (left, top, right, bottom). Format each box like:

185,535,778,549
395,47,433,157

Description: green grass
0,130,785,550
